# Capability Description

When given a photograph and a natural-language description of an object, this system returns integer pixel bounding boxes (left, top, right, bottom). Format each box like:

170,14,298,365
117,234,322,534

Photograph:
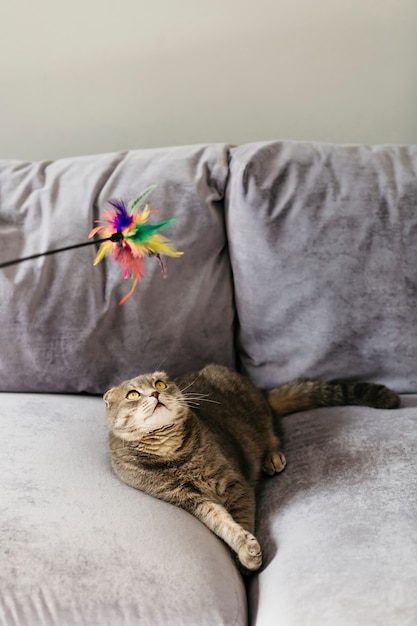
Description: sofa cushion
226,141,417,393
0,144,235,393
249,398,417,625
0,393,247,626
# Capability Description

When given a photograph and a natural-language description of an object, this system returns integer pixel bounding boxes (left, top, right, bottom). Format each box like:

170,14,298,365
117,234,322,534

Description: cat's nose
151,391,159,399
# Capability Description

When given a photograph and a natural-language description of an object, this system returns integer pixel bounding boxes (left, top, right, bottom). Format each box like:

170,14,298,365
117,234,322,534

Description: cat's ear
103,389,114,407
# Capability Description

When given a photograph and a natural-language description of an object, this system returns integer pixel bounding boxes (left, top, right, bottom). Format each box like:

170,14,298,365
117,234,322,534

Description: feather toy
88,185,183,304
0,185,183,305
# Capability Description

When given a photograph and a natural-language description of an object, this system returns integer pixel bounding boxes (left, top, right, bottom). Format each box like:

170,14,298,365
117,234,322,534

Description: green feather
127,184,157,214
126,218,176,243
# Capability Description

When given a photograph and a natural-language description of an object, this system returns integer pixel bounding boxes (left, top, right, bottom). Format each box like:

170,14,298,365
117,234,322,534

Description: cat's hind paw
262,450,286,476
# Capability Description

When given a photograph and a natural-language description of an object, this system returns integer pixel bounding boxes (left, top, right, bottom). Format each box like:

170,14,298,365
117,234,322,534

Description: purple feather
108,199,133,232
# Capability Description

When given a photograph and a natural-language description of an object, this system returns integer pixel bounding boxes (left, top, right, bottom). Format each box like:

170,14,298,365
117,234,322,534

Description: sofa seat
0,393,247,626
2,391,416,625
250,396,417,626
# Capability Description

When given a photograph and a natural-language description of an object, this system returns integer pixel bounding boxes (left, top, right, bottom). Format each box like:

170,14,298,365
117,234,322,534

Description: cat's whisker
182,392,210,399
174,398,201,409
181,394,222,406
175,390,222,406
178,375,203,394
153,357,168,371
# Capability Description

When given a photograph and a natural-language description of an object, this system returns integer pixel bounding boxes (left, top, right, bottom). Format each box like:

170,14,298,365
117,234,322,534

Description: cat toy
0,185,183,305
88,185,183,304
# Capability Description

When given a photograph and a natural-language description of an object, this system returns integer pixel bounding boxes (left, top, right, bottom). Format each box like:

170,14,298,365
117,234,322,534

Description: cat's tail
267,379,400,418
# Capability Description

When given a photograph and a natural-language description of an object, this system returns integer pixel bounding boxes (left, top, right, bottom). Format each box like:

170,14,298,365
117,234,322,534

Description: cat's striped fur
104,364,399,572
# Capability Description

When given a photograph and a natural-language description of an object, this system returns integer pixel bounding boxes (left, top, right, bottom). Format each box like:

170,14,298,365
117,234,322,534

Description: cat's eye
126,390,140,401
155,380,167,391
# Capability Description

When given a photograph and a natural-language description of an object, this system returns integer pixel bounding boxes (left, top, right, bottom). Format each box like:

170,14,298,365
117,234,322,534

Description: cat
103,364,400,573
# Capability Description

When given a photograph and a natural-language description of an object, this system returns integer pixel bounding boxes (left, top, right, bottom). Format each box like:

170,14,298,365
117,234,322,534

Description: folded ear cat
103,364,400,573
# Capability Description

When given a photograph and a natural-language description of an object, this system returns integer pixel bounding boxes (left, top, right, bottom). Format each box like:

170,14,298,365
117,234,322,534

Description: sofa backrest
226,141,417,393
0,144,236,393
1,140,416,395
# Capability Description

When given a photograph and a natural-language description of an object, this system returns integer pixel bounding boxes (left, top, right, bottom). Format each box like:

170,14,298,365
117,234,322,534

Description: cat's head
104,371,187,441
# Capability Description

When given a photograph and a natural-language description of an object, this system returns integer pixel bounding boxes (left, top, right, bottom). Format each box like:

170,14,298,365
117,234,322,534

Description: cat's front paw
238,533,263,571
262,450,287,475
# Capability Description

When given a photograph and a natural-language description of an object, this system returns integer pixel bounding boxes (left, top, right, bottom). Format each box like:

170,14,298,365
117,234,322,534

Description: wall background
1,0,417,161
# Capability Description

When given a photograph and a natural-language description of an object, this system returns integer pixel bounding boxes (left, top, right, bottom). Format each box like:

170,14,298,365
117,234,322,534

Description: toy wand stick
0,186,183,304
0,233,123,270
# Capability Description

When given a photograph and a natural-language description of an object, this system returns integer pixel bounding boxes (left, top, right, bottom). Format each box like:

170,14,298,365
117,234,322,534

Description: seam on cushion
221,144,239,373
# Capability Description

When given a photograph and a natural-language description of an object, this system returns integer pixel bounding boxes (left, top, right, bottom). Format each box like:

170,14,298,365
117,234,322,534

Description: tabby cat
104,364,399,573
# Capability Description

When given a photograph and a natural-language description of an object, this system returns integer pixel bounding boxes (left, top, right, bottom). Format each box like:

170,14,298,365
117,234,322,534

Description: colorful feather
88,186,183,304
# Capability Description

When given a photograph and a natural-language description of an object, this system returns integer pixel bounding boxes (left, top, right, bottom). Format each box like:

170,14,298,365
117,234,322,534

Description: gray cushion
0,392,247,625
0,144,235,393
226,141,417,393
249,397,417,625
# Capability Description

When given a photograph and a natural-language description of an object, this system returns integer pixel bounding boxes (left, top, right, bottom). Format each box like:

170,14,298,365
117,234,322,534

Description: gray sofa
1,141,416,626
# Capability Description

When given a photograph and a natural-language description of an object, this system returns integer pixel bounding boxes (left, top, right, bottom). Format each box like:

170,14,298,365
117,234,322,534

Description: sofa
1,140,416,626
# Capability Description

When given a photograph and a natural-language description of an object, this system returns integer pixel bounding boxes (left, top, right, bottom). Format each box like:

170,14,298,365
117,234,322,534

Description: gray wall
2,0,416,160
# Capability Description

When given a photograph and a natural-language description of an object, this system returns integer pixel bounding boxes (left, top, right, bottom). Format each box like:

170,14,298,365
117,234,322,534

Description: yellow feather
145,236,184,257
93,241,112,265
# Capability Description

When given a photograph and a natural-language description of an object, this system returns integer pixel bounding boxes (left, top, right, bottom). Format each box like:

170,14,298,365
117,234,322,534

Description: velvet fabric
0,144,235,394
250,396,417,625
226,141,417,393
0,392,247,626
2,392,415,625
1,140,417,625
